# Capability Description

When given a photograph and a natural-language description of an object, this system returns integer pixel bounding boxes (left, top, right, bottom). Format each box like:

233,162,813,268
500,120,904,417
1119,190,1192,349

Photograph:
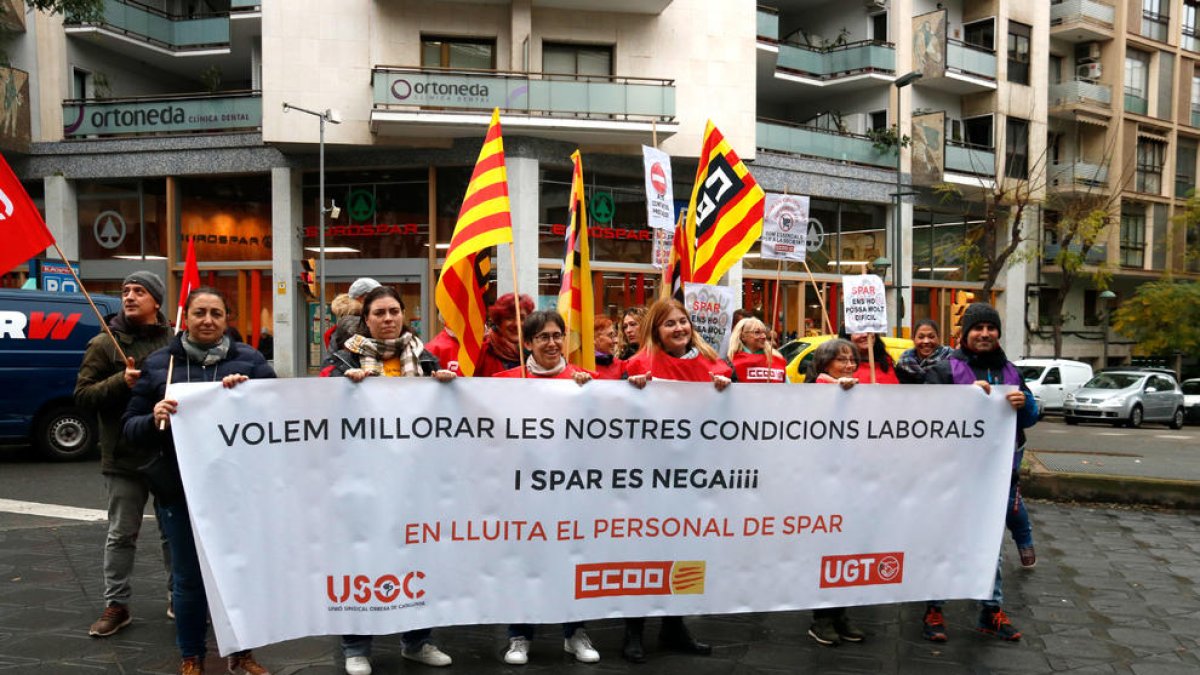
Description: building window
1185,1,1200,52
543,43,613,77
964,116,993,148
1083,290,1102,327
71,67,89,99
1007,21,1031,85
1120,209,1146,268
1142,0,1170,41
1192,71,1200,124
421,37,496,69
870,12,888,43
1125,50,1151,112
1177,138,1197,198
1136,139,1165,194
1005,117,1029,180
964,19,994,50
868,110,888,132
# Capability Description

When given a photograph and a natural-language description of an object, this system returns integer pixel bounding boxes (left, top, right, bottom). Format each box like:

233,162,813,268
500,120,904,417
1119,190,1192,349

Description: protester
617,306,645,360
840,327,899,384
727,316,786,383
620,298,724,662
895,319,952,384
329,278,381,351
922,302,1038,643
424,320,462,375
122,287,274,675
75,271,173,637
476,293,535,377
592,316,624,380
324,292,361,351
321,286,455,673
494,310,599,664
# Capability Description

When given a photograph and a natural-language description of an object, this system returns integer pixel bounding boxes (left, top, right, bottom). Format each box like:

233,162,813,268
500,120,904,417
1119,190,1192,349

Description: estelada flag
0,153,55,274
684,120,765,285
174,236,201,331
556,150,595,371
435,109,514,376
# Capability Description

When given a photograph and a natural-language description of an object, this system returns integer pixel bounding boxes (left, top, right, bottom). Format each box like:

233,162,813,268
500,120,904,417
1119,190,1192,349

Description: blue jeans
1006,481,1034,549
507,622,584,640
341,629,433,658
158,501,207,658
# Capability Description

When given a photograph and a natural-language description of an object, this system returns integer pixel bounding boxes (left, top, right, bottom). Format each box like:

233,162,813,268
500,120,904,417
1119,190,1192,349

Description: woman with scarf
320,286,455,675
895,319,953,384
617,306,645,360
592,316,624,380
122,288,275,675
494,310,600,664
727,317,787,383
475,293,535,377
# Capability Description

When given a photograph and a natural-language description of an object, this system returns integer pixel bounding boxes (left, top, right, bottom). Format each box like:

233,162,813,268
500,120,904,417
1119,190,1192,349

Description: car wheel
1127,404,1144,429
1065,416,1079,426
34,406,98,462
1170,408,1185,430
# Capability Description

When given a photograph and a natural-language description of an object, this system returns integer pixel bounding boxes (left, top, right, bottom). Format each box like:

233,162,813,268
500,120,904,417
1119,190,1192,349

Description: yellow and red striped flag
685,120,765,285
556,150,595,371
435,108,514,376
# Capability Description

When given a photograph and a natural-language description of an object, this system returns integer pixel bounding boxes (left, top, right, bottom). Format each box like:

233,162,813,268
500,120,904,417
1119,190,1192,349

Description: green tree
1111,279,1200,378
1040,197,1113,357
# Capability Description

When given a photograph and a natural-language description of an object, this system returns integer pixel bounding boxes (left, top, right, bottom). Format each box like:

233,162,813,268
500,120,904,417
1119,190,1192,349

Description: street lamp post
892,71,923,337
282,102,341,355
1099,289,1116,369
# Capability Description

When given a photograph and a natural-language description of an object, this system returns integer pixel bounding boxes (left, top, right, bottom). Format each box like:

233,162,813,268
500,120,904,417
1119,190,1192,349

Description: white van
1016,359,1094,413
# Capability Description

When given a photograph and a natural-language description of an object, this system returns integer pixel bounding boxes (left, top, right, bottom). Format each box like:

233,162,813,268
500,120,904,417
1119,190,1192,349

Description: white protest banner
762,194,809,262
651,227,673,270
682,282,736,354
642,146,675,231
842,274,888,334
171,378,1016,654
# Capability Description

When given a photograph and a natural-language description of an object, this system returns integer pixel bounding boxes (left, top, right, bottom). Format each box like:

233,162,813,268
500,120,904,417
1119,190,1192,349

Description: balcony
756,118,895,169
1048,160,1108,193
775,40,896,89
65,0,230,53
1184,27,1200,53
429,0,672,11
757,6,779,44
945,142,996,177
1125,93,1148,115
1049,80,1112,118
370,67,676,144
62,91,262,139
917,40,997,95
1043,241,1108,265
1050,0,1116,43
1140,11,1169,42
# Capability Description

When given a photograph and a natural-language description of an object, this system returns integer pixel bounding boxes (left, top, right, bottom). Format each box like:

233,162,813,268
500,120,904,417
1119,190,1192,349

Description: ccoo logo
326,572,426,604
574,561,706,599
819,552,904,589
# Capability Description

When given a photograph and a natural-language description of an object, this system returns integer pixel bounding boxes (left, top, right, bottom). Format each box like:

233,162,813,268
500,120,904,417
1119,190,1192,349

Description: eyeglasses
533,332,565,343
834,357,856,364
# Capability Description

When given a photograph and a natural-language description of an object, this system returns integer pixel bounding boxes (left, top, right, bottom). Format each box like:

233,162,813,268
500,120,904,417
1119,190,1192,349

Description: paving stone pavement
1,501,1198,674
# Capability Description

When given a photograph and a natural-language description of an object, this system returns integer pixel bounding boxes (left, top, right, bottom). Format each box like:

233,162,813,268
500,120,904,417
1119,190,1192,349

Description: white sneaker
504,637,530,665
564,628,600,663
402,643,452,667
344,655,372,675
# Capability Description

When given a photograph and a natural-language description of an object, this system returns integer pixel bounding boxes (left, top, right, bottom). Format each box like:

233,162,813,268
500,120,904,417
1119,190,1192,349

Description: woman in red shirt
477,293,535,378
591,316,624,380
727,317,786,383
843,329,899,384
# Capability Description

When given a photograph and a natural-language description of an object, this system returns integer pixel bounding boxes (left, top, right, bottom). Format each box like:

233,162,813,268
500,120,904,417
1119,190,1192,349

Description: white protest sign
642,146,675,231
683,282,736,354
842,274,888,334
651,227,673,270
762,194,809,261
171,378,1016,654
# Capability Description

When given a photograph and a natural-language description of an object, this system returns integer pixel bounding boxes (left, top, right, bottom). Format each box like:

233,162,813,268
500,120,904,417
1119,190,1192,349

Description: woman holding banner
476,292,535,377
592,316,624,380
320,286,456,674
122,287,275,675
494,309,601,664
727,317,787,383
840,327,899,385
617,306,645,360
895,319,952,384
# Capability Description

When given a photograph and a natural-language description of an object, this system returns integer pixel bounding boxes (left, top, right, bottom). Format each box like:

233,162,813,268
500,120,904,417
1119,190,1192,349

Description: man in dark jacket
920,303,1038,643
74,272,173,637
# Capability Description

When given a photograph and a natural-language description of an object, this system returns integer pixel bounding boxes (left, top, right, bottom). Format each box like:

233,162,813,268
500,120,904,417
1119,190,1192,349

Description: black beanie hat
122,271,165,307
960,302,1002,338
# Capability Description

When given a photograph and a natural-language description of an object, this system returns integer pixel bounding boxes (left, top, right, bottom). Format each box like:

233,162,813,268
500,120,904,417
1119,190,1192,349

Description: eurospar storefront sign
63,95,262,137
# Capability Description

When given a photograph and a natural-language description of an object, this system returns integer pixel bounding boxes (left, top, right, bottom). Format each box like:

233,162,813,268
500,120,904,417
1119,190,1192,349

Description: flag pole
508,244,527,378
801,259,831,334
770,260,783,338
50,243,128,363
652,121,658,148
867,332,877,384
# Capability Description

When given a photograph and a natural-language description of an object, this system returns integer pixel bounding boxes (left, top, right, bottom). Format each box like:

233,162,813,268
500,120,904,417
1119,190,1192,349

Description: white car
1183,378,1200,424
1016,359,1094,414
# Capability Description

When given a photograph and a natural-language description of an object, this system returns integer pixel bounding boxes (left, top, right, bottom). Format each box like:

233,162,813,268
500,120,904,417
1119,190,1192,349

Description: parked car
0,288,121,460
784,334,914,383
1063,370,1186,429
1015,358,1094,415
1182,378,1200,424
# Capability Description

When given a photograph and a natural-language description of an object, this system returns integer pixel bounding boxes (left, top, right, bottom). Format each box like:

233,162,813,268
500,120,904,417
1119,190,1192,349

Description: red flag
0,153,55,274
174,236,201,331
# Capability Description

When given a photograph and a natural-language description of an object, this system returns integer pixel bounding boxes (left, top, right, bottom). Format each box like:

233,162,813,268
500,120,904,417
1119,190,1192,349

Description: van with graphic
0,289,121,460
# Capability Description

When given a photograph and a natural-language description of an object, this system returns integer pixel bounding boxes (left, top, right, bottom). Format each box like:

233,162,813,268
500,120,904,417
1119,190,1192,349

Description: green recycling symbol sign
589,191,614,224
347,189,376,222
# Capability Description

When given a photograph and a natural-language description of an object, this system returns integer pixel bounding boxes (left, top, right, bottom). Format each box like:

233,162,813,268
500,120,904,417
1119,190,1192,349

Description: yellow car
783,334,915,383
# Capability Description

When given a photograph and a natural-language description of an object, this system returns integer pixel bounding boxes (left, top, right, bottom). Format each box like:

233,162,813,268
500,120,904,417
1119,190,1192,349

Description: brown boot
227,650,271,675
88,603,132,637
179,656,204,675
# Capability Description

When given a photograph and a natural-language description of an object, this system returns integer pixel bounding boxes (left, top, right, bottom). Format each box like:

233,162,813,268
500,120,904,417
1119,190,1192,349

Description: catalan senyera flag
0,153,56,275
556,151,595,371
435,109,514,377
684,120,765,285
174,236,201,332
662,210,689,302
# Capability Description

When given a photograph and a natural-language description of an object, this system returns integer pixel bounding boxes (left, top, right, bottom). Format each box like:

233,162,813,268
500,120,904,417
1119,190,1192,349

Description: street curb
1023,453,1200,509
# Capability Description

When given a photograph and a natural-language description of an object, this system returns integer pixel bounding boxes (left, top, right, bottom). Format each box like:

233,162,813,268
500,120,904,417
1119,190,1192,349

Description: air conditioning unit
1076,42,1101,62
1077,62,1102,80
946,118,964,143
864,0,887,8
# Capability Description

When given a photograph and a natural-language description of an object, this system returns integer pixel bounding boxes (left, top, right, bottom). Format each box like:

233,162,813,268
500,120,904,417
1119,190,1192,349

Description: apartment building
2,0,1052,374
1032,0,1200,364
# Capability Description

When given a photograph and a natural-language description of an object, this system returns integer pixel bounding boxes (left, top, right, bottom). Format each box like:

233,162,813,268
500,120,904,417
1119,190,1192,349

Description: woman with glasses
592,316,624,380
727,317,787,383
494,310,599,664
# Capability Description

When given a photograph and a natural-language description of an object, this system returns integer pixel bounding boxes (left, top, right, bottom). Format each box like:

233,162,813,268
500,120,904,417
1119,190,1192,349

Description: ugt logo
819,552,904,589
326,572,426,604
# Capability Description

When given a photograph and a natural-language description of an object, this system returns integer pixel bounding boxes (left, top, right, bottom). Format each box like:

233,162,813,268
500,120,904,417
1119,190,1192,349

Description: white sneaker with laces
402,643,452,667
504,637,531,665
344,655,372,675
564,628,600,663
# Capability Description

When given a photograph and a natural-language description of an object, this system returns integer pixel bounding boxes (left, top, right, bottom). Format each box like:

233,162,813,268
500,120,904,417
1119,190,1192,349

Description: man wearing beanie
75,272,173,637
919,302,1039,643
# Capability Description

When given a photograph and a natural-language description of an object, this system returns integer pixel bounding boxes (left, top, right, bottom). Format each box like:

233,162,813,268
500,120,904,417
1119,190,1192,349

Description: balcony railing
1049,160,1108,190
776,40,895,80
757,6,778,43
62,91,261,138
1043,241,1108,265
1050,80,1112,108
372,67,675,122
66,0,230,50
946,39,997,81
757,118,894,169
1125,93,1148,115
1050,0,1116,29
230,0,260,8
945,142,996,176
